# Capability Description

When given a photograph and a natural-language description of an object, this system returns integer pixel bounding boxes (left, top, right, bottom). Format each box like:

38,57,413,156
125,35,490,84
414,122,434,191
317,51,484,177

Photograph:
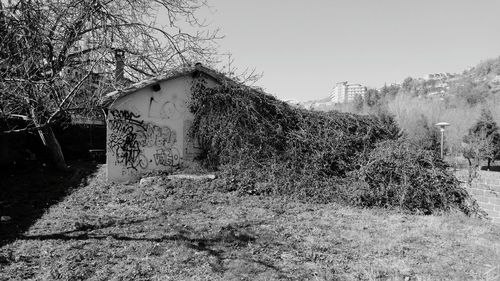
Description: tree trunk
37,125,68,171
466,157,475,186
29,104,68,171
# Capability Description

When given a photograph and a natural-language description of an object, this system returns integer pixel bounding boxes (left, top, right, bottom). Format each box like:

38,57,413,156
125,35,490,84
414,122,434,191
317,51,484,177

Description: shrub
189,78,478,215
189,79,399,176
353,139,476,214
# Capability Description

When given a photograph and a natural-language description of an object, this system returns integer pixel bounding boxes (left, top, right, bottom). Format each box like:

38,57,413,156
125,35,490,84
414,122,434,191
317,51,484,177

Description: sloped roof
101,63,235,107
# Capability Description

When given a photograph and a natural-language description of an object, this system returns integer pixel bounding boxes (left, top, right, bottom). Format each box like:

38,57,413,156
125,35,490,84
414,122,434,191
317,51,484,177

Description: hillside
464,56,500,93
297,55,500,111
400,56,500,102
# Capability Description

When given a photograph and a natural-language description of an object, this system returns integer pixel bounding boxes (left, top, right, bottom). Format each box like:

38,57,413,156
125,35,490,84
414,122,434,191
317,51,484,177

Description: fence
455,170,500,224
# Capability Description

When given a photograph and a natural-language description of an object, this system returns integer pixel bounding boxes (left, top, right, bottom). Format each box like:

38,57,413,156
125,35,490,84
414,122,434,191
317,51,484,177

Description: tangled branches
188,78,477,215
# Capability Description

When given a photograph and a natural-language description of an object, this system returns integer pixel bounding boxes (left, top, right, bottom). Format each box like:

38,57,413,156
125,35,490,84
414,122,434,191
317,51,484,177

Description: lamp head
435,122,450,131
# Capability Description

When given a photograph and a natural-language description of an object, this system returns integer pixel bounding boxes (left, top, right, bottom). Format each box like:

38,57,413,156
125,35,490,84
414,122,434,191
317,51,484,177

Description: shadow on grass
18,220,284,276
0,161,99,247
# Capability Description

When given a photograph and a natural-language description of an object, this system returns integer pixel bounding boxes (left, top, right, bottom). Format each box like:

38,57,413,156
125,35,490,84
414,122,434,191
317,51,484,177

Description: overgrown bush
189,79,399,174
188,78,477,215
352,139,477,214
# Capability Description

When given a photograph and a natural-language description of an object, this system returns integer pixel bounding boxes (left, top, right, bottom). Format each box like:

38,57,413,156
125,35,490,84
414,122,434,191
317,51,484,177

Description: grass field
1,164,500,280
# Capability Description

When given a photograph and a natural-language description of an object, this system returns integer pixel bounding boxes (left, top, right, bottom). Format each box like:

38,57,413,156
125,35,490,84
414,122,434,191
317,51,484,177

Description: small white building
102,64,225,182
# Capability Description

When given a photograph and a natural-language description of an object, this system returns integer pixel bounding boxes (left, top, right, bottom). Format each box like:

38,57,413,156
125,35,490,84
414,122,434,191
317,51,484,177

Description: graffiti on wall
147,95,187,120
153,147,180,167
108,109,179,171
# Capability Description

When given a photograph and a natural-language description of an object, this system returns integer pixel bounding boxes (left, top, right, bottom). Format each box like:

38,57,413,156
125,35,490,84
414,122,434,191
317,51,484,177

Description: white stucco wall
106,75,205,182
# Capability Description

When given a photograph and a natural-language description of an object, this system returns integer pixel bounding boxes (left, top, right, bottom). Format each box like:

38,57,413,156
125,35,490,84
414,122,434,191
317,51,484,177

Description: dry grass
1,165,499,280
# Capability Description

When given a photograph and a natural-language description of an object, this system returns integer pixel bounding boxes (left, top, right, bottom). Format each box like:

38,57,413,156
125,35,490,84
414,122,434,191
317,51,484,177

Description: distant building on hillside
330,81,367,103
422,72,457,96
423,73,455,80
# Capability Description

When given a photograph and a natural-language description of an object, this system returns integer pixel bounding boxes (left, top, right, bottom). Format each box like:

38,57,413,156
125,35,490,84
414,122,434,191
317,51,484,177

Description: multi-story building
330,81,367,103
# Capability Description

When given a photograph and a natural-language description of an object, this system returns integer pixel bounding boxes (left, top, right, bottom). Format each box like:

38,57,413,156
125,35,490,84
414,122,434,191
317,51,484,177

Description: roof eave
100,64,263,108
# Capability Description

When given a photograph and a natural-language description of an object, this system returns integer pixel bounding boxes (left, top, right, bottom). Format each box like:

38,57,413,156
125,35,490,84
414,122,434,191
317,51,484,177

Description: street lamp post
435,122,450,159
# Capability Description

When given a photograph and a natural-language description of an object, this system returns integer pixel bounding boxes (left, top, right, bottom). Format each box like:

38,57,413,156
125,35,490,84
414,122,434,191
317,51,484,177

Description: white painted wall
106,75,206,181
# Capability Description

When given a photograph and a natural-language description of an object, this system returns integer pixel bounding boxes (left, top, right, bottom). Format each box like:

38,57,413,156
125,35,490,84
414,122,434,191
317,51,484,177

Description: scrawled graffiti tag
115,142,148,170
110,109,140,122
138,123,176,147
153,147,180,167
148,96,186,120
108,109,179,171
108,111,147,171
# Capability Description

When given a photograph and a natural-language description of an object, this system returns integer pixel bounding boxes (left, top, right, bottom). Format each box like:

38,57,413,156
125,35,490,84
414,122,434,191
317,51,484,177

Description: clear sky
196,0,500,102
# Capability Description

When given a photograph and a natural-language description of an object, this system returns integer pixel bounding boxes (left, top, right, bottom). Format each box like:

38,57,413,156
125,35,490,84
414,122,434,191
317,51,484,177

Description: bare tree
0,0,219,170
462,130,496,185
219,53,263,86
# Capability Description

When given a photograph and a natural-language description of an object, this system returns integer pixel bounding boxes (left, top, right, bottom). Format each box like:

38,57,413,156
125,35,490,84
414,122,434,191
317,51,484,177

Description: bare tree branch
0,0,219,168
